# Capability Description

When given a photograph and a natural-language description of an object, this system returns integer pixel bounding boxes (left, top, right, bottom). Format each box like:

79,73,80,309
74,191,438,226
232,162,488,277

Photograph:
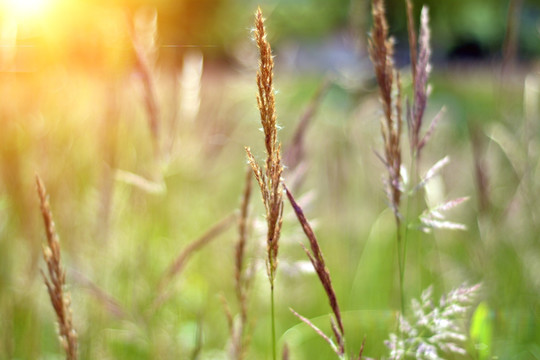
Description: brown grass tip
36,175,78,360
284,184,344,356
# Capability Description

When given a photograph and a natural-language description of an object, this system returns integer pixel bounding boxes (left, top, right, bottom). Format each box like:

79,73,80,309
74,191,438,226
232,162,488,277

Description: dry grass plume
369,0,403,219
36,175,78,360
408,6,436,159
245,7,284,289
245,8,284,359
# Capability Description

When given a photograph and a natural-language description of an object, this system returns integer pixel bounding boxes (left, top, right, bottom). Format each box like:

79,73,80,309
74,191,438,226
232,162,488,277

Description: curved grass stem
271,285,277,360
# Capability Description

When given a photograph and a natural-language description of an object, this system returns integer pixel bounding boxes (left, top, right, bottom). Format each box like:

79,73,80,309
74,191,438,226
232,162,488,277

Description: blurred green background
3,0,540,67
0,0,539,359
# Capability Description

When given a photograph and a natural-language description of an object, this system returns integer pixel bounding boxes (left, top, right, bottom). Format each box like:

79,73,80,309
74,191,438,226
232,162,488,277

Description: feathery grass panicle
385,284,481,359
284,185,345,357
245,7,284,289
407,6,435,159
245,9,284,359
369,0,403,219
369,0,395,125
371,2,469,322
405,0,417,89
36,175,78,360
419,197,469,232
370,0,406,315
254,8,278,165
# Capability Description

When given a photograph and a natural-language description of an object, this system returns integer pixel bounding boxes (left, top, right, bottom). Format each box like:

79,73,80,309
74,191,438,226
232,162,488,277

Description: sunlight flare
4,0,49,18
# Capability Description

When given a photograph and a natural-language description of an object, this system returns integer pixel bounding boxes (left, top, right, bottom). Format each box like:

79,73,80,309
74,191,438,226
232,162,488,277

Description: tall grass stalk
36,175,78,360
245,8,284,360
369,0,405,314
403,3,445,291
224,167,255,360
370,0,444,314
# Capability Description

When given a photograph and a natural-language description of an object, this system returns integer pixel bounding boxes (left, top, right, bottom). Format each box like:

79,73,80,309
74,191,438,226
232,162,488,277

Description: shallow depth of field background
1,0,539,359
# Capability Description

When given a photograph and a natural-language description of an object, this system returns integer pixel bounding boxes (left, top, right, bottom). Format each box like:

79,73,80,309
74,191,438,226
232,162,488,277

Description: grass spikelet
369,0,396,128
385,284,481,358
36,175,78,360
369,0,403,219
370,0,405,314
284,184,345,357
254,8,279,168
406,0,417,89
246,7,283,289
409,6,433,158
245,8,284,359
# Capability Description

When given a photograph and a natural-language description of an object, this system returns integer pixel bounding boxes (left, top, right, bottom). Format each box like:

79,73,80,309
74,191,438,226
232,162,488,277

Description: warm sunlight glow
5,0,48,18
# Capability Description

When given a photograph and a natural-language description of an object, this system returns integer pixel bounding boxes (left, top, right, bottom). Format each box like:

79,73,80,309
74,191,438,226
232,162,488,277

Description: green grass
0,60,539,359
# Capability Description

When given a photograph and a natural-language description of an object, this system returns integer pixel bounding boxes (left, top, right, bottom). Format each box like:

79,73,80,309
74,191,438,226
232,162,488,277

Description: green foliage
470,301,493,360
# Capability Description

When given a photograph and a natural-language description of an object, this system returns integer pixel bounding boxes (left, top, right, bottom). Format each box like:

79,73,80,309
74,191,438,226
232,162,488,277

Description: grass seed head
36,175,78,360
369,0,403,219
247,7,284,287
410,6,433,157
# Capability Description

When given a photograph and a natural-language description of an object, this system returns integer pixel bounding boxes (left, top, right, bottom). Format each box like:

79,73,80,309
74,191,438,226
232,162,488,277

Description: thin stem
411,155,425,288
270,285,277,360
401,220,409,296
396,217,405,316
401,153,418,314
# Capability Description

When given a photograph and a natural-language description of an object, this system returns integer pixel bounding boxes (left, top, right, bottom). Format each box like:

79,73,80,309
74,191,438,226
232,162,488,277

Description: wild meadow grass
0,1,539,359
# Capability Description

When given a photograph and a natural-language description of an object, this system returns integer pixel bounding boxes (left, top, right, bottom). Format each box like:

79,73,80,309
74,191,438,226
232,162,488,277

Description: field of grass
1,3,539,360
